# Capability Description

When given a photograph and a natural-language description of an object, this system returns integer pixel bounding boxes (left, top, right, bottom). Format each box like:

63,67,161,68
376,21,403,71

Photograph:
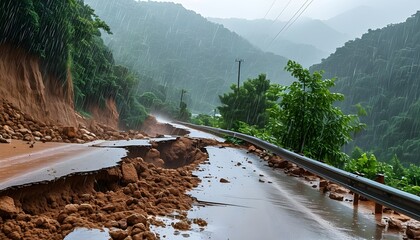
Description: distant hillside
85,0,291,112
326,5,419,37
325,6,384,37
209,18,348,66
311,11,420,165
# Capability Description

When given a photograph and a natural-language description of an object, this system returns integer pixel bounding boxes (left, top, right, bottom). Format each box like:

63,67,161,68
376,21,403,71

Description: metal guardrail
179,122,420,221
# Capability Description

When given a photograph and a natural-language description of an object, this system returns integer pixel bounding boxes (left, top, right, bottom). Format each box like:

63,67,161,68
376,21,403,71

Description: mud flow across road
0,121,409,239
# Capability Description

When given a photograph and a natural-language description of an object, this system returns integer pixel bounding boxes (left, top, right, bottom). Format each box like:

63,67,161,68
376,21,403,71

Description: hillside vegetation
0,0,185,129
85,0,291,112
311,11,420,165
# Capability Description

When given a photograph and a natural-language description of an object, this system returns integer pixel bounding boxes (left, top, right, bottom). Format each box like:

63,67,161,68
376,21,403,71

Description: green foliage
278,61,364,167
218,74,278,130
224,136,244,145
177,102,191,122
345,152,378,179
223,61,363,167
84,0,290,112
344,148,420,196
191,114,221,128
311,11,420,165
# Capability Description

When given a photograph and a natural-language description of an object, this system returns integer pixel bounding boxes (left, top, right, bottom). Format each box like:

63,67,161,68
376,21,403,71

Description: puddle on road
155,146,401,240
64,228,110,240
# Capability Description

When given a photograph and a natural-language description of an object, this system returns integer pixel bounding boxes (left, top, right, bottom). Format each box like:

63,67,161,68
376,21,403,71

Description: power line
263,0,278,19
283,0,314,33
267,0,314,47
272,0,292,22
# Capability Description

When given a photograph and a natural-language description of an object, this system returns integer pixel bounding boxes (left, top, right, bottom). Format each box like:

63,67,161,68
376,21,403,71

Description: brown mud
0,44,75,126
0,137,219,240
140,116,189,137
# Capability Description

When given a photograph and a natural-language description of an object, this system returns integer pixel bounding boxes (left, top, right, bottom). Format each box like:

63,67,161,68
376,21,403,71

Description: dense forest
311,11,420,166
0,0,184,129
85,0,291,112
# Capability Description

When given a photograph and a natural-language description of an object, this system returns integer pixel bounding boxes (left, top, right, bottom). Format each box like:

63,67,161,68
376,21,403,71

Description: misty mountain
209,17,348,66
311,11,420,165
326,5,416,37
84,0,291,112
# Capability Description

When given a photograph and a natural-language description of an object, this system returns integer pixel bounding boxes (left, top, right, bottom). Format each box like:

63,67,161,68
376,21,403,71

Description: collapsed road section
0,122,414,239
0,136,216,240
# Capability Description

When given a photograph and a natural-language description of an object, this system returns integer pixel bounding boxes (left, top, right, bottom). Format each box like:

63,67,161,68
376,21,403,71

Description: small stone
192,218,207,227
388,218,403,230
78,203,93,213
319,180,329,188
18,128,31,134
64,204,78,214
0,136,11,143
219,178,230,183
132,223,147,231
32,131,43,137
109,229,128,240
126,213,147,226
329,192,344,201
172,220,191,230
247,145,257,152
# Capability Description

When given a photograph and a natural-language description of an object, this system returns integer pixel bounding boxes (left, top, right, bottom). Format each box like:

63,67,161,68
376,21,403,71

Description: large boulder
121,163,138,183
62,126,77,138
0,196,18,217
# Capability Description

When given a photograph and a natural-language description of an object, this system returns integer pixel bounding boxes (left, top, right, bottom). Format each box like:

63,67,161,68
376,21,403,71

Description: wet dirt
140,116,189,137
0,137,212,240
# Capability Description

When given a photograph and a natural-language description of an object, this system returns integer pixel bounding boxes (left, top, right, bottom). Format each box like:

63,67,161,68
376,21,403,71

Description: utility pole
235,59,244,94
180,89,187,108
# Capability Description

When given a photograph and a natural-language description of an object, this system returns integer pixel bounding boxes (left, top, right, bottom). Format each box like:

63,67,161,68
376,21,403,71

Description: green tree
218,74,278,130
278,61,364,167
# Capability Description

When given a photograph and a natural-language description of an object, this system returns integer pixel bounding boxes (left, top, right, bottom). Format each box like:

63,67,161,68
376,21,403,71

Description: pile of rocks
0,100,146,144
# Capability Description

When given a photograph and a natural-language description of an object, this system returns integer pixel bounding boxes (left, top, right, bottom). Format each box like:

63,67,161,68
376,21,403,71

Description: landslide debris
0,100,177,145
0,137,211,239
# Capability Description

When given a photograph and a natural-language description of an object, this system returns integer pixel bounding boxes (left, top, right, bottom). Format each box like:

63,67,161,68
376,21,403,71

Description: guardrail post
353,172,364,206
375,174,385,214
353,193,359,206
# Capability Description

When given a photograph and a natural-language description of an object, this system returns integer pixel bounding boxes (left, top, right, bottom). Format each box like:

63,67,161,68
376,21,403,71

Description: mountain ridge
311,11,420,165
85,0,292,112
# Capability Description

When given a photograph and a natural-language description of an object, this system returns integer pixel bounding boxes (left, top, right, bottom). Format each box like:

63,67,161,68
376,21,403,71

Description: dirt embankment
0,137,214,240
0,44,119,130
0,44,75,126
85,98,120,130
140,116,189,137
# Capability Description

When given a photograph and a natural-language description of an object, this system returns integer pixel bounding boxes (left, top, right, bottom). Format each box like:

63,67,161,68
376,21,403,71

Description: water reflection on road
155,147,401,240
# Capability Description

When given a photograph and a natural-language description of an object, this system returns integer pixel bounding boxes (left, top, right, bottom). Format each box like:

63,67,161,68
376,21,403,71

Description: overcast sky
152,0,420,22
